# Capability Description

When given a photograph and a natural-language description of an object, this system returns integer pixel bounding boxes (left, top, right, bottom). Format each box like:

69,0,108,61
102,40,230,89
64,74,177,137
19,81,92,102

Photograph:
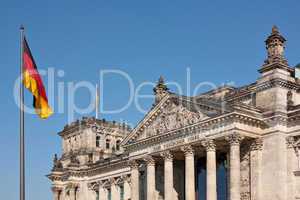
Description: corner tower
256,26,296,112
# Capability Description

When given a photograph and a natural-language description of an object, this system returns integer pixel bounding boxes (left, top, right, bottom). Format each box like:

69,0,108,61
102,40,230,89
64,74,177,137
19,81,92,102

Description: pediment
122,94,221,145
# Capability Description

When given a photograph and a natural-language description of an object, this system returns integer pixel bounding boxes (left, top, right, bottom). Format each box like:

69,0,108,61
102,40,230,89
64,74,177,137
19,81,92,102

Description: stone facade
48,26,300,200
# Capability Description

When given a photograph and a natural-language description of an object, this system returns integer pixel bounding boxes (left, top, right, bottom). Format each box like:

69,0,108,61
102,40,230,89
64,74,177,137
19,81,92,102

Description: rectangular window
106,140,110,149
107,188,111,200
96,191,99,200
120,184,124,200
96,136,100,147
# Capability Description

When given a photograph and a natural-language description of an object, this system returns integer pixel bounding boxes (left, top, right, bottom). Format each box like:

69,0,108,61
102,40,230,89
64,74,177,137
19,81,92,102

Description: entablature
124,111,265,153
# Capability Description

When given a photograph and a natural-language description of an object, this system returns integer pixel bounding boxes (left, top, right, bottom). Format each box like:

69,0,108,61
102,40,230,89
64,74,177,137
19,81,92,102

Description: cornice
258,62,293,74
255,78,299,92
226,78,300,103
49,157,130,179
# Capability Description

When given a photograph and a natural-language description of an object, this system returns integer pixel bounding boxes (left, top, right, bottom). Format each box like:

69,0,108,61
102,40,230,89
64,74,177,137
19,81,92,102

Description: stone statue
52,154,63,171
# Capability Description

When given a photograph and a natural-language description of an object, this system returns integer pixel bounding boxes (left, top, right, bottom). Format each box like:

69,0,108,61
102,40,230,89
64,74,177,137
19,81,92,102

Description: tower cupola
264,25,288,65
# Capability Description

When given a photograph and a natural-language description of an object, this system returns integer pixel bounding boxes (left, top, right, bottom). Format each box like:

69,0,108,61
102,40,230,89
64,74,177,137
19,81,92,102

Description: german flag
22,37,53,119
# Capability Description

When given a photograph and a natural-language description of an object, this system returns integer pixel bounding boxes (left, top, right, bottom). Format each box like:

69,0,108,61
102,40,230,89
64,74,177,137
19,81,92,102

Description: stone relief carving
287,90,294,107
68,150,80,166
286,136,300,169
141,102,206,139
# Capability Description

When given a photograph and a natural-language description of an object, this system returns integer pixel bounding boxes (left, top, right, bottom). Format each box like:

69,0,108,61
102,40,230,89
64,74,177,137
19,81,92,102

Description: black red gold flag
22,37,53,119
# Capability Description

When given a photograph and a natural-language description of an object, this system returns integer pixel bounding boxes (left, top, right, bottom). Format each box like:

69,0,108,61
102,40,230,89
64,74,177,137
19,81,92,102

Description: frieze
150,133,205,153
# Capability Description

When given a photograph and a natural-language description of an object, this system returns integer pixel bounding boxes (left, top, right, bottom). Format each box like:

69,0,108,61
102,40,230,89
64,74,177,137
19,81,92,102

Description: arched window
116,140,121,151
106,139,110,149
96,136,101,148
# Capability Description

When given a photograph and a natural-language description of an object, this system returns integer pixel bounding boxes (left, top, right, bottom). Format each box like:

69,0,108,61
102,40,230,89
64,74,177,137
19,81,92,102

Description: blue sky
1,0,300,199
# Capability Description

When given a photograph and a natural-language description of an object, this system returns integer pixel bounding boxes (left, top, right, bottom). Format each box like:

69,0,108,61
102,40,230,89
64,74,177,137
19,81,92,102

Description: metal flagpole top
20,25,25,200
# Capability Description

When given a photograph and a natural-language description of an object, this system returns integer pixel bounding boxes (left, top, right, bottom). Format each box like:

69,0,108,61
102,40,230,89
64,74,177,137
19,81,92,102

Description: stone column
145,156,156,200
129,160,139,200
181,145,195,200
60,188,67,200
123,175,131,200
225,133,244,200
69,186,76,200
250,138,263,200
202,139,217,200
161,151,174,200
110,179,120,200
98,181,107,200
52,187,61,200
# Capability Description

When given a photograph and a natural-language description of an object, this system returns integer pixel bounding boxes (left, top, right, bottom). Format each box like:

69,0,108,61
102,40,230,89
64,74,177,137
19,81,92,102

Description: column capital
66,182,79,191
51,186,62,193
225,133,244,146
128,160,139,169
250,138,263,151
160,151,173,161
108,177,117,186
201,139,216,152
181,145,194,156
121,174,131,184
144,156,156,166
286,136,295,148
87,182,99,191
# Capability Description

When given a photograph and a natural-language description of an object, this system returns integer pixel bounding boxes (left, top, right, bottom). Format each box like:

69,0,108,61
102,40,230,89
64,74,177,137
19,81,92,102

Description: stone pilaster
202,139,217,200
250,138,263,200
144,156,156,200
161,151,174,200
225,133,244,200
181,145,195,200
129,160,139,200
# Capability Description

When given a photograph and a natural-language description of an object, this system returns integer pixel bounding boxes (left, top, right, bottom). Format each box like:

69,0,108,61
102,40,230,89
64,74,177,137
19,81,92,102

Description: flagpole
95,84,99,119
20,25,25,200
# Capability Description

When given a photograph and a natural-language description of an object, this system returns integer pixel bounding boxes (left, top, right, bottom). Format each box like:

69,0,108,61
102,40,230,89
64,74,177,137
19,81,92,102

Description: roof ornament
52,154,63,171
263,25,288,66
153,75,169,104
271,25,279,34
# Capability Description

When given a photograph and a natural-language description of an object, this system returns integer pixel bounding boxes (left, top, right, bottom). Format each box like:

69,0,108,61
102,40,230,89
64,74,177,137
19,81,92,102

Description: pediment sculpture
138,102,208,140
